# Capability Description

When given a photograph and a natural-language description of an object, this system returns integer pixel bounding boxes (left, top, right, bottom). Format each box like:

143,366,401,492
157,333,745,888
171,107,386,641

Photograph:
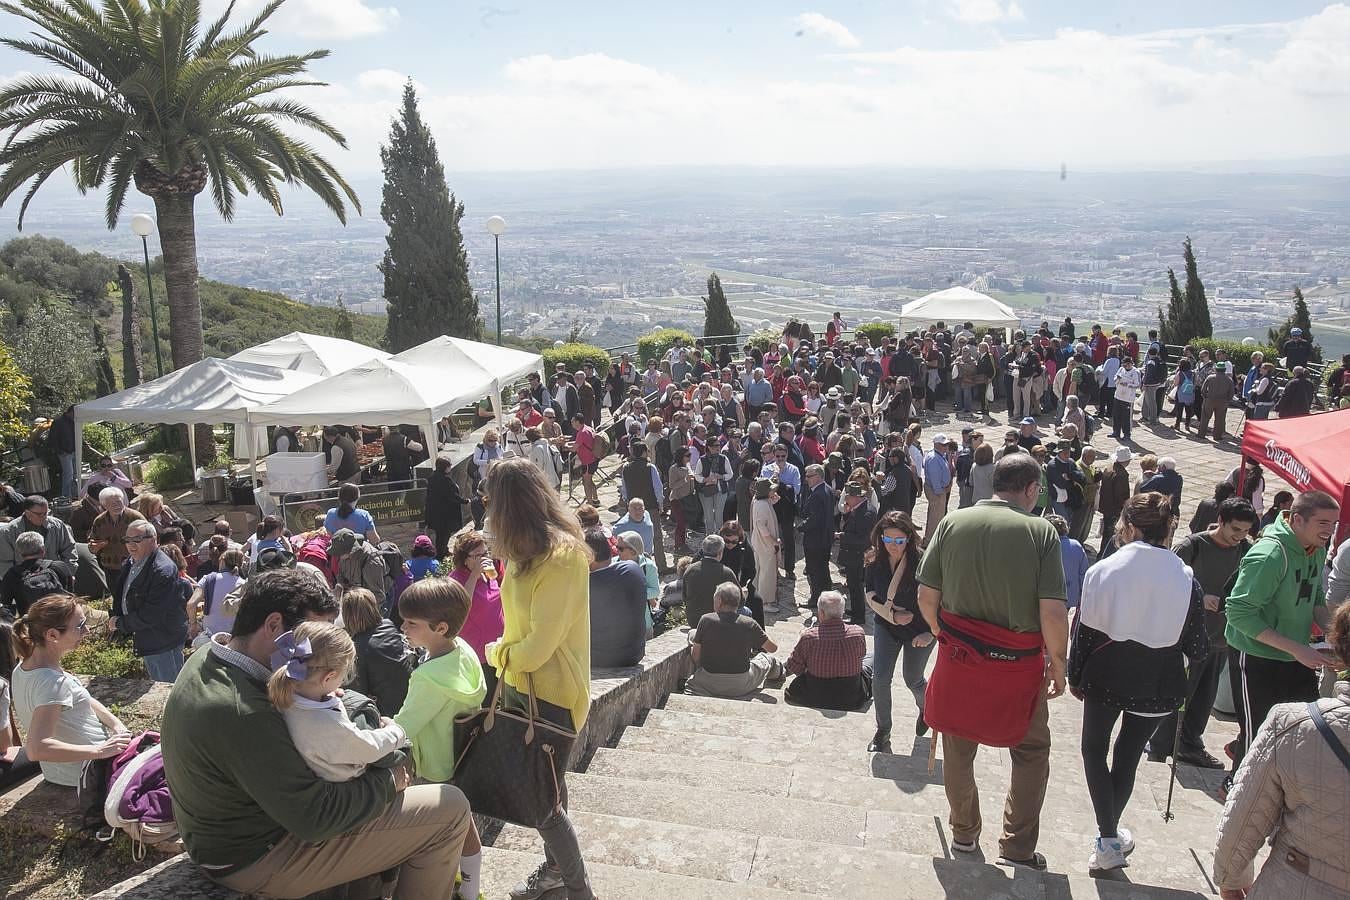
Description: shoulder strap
1308,702,1350,773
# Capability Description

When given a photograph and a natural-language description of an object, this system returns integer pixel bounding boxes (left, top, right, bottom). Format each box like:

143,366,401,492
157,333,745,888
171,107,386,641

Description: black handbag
452,674,576,829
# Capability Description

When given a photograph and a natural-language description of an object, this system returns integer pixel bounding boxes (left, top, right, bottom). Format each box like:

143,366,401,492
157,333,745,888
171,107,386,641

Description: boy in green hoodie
395,578,487,900
1223,489,1340,789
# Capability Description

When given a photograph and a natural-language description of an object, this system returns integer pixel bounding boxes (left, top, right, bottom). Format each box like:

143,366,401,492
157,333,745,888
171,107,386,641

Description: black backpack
19,562,69,611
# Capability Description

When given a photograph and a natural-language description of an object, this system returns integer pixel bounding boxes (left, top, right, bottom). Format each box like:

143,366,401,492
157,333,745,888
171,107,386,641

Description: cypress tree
702,273,739,344
380,82,481,351
1181,237,1212,339
334,295,355,342
1158,267,1186,346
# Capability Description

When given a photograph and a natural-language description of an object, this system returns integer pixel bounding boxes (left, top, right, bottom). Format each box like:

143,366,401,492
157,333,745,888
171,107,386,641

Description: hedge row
541,343,612,375
635,329,697,365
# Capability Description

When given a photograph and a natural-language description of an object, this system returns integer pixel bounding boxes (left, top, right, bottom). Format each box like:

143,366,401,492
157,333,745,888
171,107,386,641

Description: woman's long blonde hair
484,456,584,574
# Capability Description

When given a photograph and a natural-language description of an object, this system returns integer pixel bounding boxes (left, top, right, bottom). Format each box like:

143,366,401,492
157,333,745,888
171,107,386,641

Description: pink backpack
296,532,336,586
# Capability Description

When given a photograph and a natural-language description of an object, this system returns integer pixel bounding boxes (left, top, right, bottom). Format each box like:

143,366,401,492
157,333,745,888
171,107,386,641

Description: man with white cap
1197,360,1236,441
922,434,954,546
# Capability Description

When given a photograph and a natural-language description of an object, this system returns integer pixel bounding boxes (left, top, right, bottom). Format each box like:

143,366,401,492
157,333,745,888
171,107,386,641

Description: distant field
989,290,1051,309
683,262,827,290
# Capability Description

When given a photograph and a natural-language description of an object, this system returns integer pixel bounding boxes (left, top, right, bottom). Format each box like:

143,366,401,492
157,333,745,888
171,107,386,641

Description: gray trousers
685,653,784,698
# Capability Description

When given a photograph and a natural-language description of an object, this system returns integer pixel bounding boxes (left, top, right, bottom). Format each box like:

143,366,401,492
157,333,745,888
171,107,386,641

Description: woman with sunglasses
862,511,935,753
82,456,134,497
10,595,131,786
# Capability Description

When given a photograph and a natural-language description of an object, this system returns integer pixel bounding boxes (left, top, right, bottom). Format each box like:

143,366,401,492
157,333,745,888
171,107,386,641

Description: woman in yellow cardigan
483,457,596,900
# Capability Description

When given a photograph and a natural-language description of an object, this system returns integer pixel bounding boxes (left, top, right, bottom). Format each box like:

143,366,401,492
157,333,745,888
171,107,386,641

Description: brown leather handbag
452,674,576,828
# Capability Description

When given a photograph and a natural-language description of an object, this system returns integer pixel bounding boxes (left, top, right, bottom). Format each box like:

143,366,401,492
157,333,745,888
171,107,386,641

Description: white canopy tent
248,357,500,483
74,358,324,472
227,331,389,377
899,287,1021,334
391,336,543,427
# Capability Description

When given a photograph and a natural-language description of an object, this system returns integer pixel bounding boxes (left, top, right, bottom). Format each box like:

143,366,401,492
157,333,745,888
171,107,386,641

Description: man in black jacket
1275,366,1317,418
837,484,877,623
798,465,836,610
112,520,189,682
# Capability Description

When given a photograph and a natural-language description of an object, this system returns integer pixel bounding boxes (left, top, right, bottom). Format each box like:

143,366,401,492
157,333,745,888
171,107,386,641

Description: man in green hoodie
1223,489,1340,793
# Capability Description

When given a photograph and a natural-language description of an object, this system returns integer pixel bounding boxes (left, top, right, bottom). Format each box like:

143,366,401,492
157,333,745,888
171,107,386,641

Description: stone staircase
480,615,1237,900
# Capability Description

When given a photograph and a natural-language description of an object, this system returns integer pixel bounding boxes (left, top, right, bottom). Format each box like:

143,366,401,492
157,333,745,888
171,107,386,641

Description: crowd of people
0,314,1347,898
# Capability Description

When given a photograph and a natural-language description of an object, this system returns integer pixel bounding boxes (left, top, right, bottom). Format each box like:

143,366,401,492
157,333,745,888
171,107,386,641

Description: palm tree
0,0,359,379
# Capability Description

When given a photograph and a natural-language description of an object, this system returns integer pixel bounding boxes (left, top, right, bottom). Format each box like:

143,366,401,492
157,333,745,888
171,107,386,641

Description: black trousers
1097,386,1115,417
1150,648,1224,755
1228,647,1319,773
804,545,831,608
1080,698,1156,838
843,562,866,622
1112,398,1133,439
778,504,797,575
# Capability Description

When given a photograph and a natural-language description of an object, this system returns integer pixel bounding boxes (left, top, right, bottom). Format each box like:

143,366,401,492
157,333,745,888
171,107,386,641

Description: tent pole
188,424,199,485
490,385,505,430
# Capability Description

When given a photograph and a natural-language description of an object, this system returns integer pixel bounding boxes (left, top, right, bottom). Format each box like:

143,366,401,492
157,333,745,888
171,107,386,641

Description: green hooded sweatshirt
393,636,486,783
1224,512,1327,662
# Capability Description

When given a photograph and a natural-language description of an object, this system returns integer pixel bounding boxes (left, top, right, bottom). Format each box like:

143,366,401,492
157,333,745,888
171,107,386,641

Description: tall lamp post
486,215,506,345
129,213,165,378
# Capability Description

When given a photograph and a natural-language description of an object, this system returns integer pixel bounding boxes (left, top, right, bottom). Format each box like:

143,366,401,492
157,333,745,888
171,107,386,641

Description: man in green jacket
161,569,471,898
1223,490,1340,793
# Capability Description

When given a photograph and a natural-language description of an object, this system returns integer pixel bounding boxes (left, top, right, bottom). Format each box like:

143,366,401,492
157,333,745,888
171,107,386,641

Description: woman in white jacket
750,478,781,614
526,427,564,490
1213,601,1349,900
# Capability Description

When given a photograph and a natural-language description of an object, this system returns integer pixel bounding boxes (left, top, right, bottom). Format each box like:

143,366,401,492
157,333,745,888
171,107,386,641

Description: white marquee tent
248,357,499,470
391,335,542,424
899,287,1020,332
227,331,389,376
74,358,324,468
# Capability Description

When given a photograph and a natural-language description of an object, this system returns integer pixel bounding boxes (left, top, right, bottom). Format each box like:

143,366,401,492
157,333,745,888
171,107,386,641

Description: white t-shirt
11,664,109,786
0,677,10,733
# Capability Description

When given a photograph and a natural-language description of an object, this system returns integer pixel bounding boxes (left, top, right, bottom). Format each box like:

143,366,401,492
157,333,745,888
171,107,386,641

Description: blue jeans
58,452,78,500
865,623,935,732
141,647,185,683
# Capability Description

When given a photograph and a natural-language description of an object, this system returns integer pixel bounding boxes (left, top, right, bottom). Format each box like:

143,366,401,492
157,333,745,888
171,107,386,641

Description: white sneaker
1089,836,1128,873
1116,826,1135,856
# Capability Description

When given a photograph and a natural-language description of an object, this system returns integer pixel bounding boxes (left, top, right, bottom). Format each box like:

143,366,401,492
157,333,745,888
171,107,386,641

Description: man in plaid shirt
785,592,871,710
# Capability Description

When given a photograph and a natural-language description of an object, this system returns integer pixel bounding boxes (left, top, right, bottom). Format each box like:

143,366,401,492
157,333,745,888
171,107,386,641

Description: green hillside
0,235,385,416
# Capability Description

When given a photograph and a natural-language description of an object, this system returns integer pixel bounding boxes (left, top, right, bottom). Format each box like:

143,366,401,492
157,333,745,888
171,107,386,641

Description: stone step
598,732,1221,829
481,845,818,899
494,807,1046,898
564,772,869,847
613,724,1227,822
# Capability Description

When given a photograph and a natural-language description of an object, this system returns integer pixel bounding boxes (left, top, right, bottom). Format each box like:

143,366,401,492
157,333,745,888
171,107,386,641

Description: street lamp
129,213,165,377
485,215,506,345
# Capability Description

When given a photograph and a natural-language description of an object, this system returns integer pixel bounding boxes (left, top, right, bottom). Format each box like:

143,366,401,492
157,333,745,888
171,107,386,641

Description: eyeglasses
881,536,909,546
59,618,89,633
723,538,741,547
100,462,114,469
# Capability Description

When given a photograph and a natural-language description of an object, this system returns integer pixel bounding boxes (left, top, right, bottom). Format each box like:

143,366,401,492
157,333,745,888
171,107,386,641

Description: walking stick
1162,698,1186,823
928,728,940,775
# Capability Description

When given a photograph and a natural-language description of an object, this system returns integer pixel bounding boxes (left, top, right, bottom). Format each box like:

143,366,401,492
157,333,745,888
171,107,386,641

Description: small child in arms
394,578,488,900
268,621,408,784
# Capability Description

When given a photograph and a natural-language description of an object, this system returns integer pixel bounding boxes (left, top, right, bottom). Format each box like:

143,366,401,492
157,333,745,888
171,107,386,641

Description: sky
2,1,1350,175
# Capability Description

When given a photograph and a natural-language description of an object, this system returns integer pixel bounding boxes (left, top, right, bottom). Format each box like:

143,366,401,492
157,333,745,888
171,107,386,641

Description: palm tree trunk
152,193,204,370
152,192,214,466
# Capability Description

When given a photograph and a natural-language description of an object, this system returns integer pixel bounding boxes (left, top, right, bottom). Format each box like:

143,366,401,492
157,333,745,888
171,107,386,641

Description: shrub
143,451,194,489
746,328,780,352
62,633,146,679
855,322,896,346
636,328,696,365
541,342,611,376
1184,338,1279,377
82,422,113,457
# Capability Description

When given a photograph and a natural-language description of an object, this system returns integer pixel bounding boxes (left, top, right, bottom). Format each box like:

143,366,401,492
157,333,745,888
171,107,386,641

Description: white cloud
794,12,861,48
944,0,1025,25
262,5,1350,174
200,0,397,40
